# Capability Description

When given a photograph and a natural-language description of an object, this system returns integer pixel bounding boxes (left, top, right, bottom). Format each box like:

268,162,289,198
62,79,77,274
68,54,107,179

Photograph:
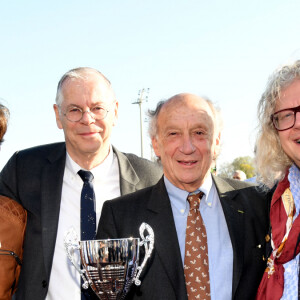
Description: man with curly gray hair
255,60,300,300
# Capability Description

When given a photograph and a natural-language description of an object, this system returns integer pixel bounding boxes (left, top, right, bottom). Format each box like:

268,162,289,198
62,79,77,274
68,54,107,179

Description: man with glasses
255,60,300,300
0,67,162,300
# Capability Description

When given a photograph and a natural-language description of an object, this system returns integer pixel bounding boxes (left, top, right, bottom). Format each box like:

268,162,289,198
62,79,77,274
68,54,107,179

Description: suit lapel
40,143,66,278
145,178,188,300
213,176,245,298
113,147,140,195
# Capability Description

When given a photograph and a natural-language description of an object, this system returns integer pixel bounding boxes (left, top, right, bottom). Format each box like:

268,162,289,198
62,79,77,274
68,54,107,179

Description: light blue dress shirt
281,164,300,300
164,175,233,300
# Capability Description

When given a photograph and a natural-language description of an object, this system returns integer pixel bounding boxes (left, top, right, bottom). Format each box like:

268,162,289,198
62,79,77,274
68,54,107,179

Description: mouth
296,139,300,144
178,160,197,166
79,132,98,136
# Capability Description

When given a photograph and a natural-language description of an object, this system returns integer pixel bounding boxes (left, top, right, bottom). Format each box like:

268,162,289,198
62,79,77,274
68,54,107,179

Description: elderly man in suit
97,93,270,300
0,67,162,300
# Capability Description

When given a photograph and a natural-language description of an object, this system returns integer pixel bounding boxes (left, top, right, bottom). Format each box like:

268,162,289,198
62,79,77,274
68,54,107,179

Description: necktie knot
78,170,94,183
187,191,204,210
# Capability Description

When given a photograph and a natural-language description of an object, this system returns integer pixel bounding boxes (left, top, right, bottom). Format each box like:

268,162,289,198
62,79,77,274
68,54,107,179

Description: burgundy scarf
256,172,300,300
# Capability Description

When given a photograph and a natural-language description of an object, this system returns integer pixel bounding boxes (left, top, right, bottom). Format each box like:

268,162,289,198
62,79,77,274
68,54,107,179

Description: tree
218,156,255,179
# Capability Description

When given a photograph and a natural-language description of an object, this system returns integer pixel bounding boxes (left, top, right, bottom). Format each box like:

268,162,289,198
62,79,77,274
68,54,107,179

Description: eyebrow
274,104,300,114
66,102,107,108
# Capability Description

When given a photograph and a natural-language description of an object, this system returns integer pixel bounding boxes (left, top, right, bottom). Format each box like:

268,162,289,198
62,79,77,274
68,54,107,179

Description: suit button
42,280,47,288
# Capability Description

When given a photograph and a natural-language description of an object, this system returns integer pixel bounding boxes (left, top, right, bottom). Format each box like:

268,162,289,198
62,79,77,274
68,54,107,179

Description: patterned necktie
78,170,96,241
184,191,211,299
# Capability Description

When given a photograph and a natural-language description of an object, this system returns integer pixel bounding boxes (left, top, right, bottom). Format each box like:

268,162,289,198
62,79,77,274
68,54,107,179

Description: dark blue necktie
78,170,96,241
78,170,97,300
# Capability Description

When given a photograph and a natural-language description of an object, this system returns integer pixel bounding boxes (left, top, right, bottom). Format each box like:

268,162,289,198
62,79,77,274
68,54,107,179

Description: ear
213,131,221,158
53,104,63,129
216,131,221,146
151,137,161,158
112,101,119,127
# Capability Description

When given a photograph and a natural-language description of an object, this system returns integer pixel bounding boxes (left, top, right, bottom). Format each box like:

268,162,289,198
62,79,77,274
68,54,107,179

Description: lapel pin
265,234,270,242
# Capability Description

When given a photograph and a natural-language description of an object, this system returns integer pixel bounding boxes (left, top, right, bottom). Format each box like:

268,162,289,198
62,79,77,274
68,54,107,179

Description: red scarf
256,172,300,300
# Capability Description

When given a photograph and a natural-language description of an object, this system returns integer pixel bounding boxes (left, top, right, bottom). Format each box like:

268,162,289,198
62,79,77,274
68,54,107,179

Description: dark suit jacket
0,142,162,300
97,176,270,300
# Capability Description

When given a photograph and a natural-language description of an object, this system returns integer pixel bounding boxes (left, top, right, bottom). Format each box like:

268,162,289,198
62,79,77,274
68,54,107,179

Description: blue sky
1,0,300,170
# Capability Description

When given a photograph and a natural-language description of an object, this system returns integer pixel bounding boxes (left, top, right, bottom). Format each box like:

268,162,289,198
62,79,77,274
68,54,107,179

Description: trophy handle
134,223,154,286
64,228,90,289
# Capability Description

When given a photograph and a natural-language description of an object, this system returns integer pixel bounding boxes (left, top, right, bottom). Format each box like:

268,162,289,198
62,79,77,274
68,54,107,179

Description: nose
179,135,195,154
80,110,95,124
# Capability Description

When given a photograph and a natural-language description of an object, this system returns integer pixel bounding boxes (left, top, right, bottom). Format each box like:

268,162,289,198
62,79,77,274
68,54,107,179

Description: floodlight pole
132,88,149,158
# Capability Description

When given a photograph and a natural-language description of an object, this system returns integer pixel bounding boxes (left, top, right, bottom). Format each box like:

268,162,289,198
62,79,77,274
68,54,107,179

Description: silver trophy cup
64,223,154,300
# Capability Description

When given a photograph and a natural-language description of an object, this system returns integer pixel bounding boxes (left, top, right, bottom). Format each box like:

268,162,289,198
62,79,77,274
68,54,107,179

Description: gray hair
148,100,166,139
0,103,9,145
255,60,300,187
55,67,112,106
148,94,223,158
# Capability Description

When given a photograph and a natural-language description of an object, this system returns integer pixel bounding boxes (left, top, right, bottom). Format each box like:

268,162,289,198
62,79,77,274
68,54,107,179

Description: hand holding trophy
64,223,154,299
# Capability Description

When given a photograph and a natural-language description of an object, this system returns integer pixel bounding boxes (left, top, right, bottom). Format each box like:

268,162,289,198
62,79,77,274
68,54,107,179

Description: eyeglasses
271,105,300,131
62,105,112,122
0,249,22,265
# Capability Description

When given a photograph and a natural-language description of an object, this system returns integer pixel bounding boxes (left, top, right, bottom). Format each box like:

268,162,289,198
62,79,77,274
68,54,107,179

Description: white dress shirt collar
66,145,114,179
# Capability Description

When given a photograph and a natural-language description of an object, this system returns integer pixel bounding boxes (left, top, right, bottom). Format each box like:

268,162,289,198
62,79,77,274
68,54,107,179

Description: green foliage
218,156,255,179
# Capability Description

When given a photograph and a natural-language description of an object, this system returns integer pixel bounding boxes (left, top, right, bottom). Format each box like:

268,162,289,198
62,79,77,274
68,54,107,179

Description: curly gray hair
0,103,9,145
